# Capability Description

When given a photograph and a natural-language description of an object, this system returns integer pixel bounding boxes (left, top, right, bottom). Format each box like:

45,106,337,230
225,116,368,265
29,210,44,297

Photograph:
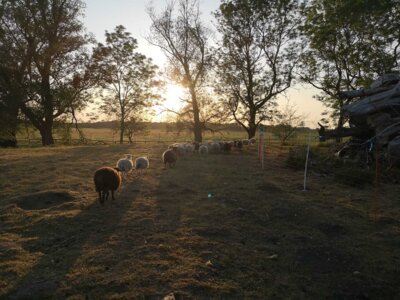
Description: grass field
16,126,318,147
1,141,399,299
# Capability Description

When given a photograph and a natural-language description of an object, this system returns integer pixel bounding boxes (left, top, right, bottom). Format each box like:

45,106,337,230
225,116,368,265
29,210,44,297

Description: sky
83,0,325,126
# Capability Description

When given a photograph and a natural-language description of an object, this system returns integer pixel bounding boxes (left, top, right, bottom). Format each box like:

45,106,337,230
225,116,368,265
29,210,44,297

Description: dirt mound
16,190,76,210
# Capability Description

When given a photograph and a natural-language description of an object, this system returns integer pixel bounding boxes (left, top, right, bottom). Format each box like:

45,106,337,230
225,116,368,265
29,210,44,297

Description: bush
333,165,375,187
286,146,307,170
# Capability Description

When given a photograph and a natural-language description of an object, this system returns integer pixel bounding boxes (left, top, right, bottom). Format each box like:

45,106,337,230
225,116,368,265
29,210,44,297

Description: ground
0,142,399,299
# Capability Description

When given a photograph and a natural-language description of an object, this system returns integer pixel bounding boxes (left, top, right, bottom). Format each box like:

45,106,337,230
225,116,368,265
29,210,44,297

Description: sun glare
164,83,186,112
152,83,187,122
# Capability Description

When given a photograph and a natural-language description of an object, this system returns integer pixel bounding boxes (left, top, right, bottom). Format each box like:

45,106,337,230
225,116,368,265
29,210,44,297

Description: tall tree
301,0,400,129
92,25,161,144
215,0,302,138
167,88,229,135
147,0,212,142
0,0,93,146
0,1,31,146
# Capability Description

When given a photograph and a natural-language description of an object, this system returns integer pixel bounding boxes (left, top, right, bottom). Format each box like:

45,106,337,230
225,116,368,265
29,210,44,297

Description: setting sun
164,83,186,111
152,83,187,122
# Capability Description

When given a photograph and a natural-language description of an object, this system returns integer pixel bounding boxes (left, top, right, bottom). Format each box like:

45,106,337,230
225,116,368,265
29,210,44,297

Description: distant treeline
79,121,242,131
78,121,315,133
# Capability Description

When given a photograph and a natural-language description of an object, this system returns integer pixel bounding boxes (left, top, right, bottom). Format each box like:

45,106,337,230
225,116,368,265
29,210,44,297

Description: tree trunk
248,125,257,139
39,122,54,146
2,105,19,147
190,86,203,142
336,107,345,143
247,108,257,139
119,118,125,144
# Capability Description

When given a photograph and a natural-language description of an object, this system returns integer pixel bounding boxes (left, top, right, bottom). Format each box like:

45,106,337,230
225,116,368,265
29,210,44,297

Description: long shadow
3,177,141,299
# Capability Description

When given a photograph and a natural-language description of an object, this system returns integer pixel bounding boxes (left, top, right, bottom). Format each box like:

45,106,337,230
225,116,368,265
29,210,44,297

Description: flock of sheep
93,138,256,205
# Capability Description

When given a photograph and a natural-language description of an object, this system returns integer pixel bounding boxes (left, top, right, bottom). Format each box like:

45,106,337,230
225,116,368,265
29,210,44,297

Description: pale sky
83,0,325,126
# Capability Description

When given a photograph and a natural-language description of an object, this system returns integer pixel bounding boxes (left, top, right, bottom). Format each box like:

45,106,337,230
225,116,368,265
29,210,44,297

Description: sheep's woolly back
94,167,122,192
184,143,195,153
135,157,150,170
163,149,177,164
208,142,221,153
199,144,209,155
117,157,133,173
223,142,232,152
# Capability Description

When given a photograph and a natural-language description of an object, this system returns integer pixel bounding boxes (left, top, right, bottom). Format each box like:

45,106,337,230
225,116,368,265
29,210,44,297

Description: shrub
333,165,375,187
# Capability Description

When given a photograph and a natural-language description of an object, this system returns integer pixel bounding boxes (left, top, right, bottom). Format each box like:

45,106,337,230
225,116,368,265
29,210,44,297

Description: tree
0,62,25,147
92,25,161,144
214,0,302,139
301,0,400,131
0,1,31,146
147,0,212,142
0,0,93,146
271,99,305,145
124,115,148,144
166,88,229,136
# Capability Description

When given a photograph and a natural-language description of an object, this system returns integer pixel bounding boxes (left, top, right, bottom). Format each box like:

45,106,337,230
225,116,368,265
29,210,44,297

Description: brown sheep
94,167,122,205
162,148,178,169
223,142,232,152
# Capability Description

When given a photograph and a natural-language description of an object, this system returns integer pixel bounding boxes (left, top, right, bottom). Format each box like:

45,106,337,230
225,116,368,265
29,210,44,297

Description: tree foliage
301,0,400,128
0,0,93,145
92,25,162,144
271,99,305,145
166,88,229,135
214,0,303,138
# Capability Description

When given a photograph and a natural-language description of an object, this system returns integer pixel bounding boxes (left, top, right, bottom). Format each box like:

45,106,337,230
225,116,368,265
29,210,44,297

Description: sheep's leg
105,190,109,201
111,190,115,201
100,191,105,206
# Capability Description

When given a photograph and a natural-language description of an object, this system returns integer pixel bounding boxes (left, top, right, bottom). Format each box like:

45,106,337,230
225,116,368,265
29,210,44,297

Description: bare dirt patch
15,190,76,210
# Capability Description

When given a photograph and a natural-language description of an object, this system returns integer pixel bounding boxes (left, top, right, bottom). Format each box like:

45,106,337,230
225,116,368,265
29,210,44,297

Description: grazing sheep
208,142,221,153
222,142,232,152
177,144,186,156
162,148,178,168
236,140,243,150
94,167,122,205
184,143,195,154
199,144,209,155
170,143,185,156
242,139,249,146
249,138,256,144
193,141,200,151
116,154,133,176
135,156,149,174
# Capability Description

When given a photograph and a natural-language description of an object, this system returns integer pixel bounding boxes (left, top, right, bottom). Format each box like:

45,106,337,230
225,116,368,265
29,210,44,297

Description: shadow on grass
4,179,141,299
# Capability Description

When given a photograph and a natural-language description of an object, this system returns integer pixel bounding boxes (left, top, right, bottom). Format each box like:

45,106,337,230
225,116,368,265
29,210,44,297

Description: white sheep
184,143,195,154
199,144,209,155
135,156,149,174
116,154,133,177
209,142,221,153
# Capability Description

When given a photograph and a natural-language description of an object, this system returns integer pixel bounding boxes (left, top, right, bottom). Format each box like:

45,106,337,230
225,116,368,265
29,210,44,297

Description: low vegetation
1,141,399,298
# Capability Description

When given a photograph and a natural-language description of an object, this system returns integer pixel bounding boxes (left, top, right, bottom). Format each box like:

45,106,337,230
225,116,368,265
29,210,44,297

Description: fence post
258,125,265,169
303,132,312,191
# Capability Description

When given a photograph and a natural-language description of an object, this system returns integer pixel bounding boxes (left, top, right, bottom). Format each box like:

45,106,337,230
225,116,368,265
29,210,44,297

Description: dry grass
0,142,399,299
